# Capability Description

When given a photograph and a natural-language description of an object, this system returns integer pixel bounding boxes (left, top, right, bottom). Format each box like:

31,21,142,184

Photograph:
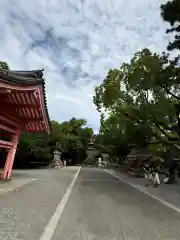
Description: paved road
52,167,180,240
0,167,180,240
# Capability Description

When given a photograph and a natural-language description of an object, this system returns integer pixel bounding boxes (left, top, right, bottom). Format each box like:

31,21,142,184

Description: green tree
161,0,180,50
58,118,93,164
15,118,93,168
93,48,180,154
0,61,9,70
94,114,129,161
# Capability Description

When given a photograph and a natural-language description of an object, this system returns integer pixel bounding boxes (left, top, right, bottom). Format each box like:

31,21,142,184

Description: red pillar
3,129,20,180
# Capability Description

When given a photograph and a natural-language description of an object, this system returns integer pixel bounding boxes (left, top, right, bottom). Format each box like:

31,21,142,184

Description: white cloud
0,0,170,131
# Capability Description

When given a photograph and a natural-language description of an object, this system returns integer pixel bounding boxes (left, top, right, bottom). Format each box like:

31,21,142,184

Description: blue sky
0,0,171,132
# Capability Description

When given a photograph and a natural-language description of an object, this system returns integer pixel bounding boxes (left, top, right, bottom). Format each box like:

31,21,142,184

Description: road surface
0,167,180,240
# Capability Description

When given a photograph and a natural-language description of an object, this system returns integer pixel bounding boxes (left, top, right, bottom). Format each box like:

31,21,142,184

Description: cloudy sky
0,0,171,132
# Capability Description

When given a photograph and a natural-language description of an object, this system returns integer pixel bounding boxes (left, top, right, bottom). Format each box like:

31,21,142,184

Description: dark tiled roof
0,69,51,132
0,69,44,84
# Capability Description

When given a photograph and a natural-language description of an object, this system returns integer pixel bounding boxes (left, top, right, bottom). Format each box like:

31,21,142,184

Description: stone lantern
87,139,94,150
52,149,63,168
84,138,99,165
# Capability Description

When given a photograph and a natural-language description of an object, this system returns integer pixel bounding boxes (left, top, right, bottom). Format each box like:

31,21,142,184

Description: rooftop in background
0,69,51,133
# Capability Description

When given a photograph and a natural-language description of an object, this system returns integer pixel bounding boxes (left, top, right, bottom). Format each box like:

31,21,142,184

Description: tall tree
93,48,180,153
161,0,180,50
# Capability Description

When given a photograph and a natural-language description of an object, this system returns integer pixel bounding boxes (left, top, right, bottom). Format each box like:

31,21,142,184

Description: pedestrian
98,156,102,167
64,160,66,166
142,158,160,187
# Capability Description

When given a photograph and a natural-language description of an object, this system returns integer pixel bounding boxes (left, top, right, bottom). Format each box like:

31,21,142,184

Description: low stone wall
46,159,64,169
109,164,144,178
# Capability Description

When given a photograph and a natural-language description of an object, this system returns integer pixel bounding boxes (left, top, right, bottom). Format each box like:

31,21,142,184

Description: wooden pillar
3,129,20,180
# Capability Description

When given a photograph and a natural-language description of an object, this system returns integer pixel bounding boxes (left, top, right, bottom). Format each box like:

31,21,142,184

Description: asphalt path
52,167,180,240
0,167,180,240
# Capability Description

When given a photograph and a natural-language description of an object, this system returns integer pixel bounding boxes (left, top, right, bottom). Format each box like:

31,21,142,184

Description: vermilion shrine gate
0,69,51,180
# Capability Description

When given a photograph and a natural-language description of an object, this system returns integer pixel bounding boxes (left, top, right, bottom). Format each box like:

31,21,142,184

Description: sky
0,0,171,132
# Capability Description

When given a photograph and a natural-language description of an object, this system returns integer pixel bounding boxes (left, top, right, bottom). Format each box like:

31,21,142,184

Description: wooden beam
0,101,41,108
3,114,43,125
0,89,11,95
0,140,13,149
7,103,40,108
1,107,43,123
0,115,20,128
0,131,12,137
0,99,20,123
0,123,16,134
24,119,44,124
0,99,44,131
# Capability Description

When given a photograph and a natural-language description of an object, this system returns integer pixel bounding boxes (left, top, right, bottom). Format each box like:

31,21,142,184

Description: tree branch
152,117,179,141
175,107,180,137
163,86,180,100
124,112,145,125
124,111,180,144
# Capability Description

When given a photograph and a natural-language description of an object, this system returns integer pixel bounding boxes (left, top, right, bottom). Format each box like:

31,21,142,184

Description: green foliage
93,48,180,159
15,118,93,168
0,61,9,70
161,0,180,51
